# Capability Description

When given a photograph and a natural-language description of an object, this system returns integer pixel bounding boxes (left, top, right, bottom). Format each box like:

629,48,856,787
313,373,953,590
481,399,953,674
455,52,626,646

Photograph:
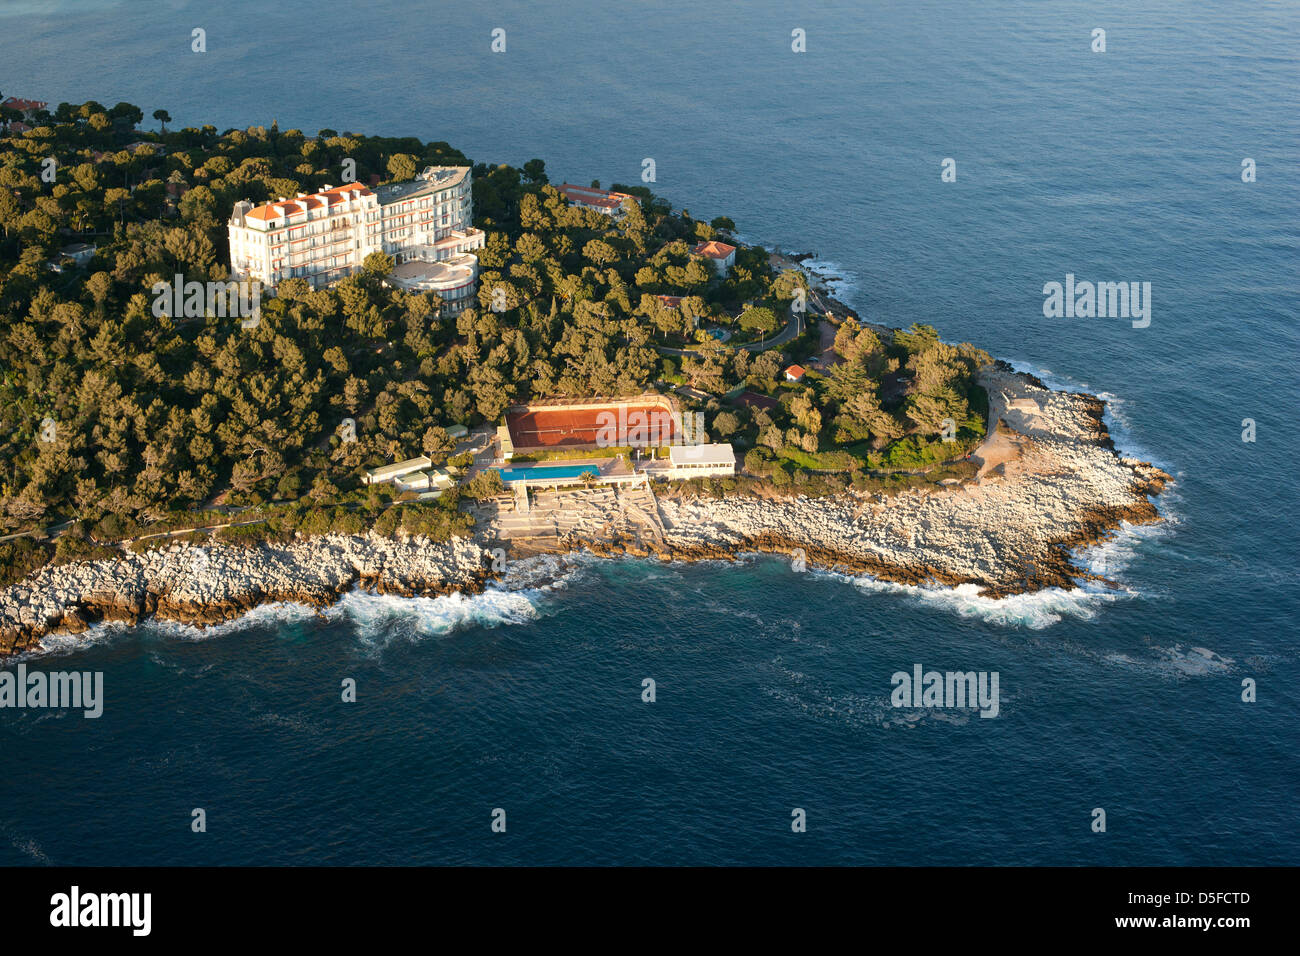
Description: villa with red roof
691,240,736,275
1,97,48,119
653,294,702,328
228,166,485,312
557,183,635,218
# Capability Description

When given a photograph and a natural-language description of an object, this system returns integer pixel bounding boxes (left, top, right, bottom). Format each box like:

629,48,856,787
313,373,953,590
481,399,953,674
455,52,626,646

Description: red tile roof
2,97,47,113
245,182,373,221
558,183,632,210
785,364,806,380
656,295,683,308
692,240,736,259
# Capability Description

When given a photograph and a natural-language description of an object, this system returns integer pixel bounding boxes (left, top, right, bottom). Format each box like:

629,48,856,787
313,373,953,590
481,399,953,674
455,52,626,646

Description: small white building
62,243,96,266
395,472,433,492
48,242,96,271
666,443,736,479
362,456,433,486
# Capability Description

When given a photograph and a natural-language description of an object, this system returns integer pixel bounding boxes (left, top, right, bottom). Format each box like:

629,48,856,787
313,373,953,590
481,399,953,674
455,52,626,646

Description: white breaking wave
1099,643,1236,680
169,550,591,643
497,552,592,592
151,600,324,642
20,553,592,657
327,586,541,645
731,232,866,310
27,620,133,661
814,498,1175,630
1076,518,1176,580
27,599,327,656
799,256,863,308
820,570,1134,630
6,832,52,865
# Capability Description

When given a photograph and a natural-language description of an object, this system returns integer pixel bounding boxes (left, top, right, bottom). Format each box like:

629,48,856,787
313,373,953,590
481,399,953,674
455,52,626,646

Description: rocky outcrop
558,364,1171,597
0,534,493,658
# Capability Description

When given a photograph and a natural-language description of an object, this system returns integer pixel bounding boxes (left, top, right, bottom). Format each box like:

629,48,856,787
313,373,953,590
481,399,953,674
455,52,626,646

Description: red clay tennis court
506,402,679,449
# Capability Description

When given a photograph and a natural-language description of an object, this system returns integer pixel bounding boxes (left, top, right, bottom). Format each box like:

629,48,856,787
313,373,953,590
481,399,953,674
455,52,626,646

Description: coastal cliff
0,365,1169,658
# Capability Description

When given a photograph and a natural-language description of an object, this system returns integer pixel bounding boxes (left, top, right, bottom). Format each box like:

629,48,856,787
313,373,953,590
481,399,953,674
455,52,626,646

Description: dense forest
0,96,989,577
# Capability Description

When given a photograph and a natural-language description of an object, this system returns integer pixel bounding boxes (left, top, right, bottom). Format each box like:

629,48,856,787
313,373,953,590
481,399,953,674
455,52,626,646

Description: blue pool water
0,0,1296,865
497,464,599,484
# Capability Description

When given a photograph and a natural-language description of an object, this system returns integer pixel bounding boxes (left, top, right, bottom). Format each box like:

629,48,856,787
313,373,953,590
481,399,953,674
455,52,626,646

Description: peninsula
0,99,1169,655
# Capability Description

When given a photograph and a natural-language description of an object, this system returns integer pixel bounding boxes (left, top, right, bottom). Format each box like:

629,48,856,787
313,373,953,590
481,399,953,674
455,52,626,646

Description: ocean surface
1,0,1297,865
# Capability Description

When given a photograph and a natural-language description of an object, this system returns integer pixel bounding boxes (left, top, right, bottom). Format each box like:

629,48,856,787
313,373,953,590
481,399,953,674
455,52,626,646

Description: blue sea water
1,0,1297,865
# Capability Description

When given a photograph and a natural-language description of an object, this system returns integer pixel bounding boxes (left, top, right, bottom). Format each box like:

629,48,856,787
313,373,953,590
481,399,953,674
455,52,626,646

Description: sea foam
814,506,1174,630
825,571,1132,629
328,586,541,644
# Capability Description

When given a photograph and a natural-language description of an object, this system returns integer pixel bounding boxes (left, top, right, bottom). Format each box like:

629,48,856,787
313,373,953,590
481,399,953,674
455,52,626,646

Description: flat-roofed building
393,467,456,494
47,242,96,271
373,166,484,268
394,472,433,492
362,455,434,486
666,443,736,479
386,253,479,310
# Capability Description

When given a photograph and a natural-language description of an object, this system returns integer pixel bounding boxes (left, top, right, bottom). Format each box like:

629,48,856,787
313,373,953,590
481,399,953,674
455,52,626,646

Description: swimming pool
496,464,600,484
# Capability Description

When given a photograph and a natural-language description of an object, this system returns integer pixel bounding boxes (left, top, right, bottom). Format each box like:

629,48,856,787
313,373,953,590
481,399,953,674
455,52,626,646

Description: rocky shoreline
570,365,1168,598
0,535,494,658
0,363,1170,659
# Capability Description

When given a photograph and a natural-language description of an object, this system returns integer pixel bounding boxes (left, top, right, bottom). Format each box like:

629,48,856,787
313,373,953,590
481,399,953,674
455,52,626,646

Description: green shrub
0,538,53,586
463,470,504,500
214,522,271,547
52,535,120,566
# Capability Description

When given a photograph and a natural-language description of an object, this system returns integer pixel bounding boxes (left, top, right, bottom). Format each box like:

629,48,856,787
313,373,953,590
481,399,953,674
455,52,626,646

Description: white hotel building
228,166,486,313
